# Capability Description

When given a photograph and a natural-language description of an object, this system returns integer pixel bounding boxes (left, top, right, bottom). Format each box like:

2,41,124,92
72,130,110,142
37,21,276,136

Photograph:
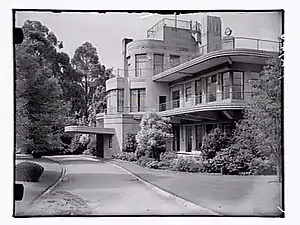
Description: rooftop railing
147,18,200,39
111,36,280,78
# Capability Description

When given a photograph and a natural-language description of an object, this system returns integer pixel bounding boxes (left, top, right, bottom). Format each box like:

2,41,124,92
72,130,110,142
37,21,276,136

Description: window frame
135,53,147,77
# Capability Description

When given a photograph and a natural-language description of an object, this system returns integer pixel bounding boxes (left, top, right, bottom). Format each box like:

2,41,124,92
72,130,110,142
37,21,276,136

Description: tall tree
15,20,71,154
71,42,111,125
232,56,282,181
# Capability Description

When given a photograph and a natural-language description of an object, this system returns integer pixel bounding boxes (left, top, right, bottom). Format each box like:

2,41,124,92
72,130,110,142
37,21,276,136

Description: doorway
96,134,104,158
159,96,167,111
186,126,193,152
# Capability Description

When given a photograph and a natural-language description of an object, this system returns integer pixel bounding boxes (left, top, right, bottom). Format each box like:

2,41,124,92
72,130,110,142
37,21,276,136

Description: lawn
111,160,283,216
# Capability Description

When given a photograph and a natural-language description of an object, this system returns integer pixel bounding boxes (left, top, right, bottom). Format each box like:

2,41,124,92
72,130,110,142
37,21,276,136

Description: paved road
48,155,205,215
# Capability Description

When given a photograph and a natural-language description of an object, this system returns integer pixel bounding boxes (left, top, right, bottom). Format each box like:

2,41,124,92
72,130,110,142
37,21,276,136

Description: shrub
170,156,204,173
160,151,178,161
136,156,155,167
122,132,137,153
112,152,137,162
201,128,232,160
136,111,173,161
31,150,44,158
15,162,44,182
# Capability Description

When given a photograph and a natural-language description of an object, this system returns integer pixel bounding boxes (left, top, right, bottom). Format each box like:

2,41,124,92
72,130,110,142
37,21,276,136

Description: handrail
102,92,256,115
111,36,280,78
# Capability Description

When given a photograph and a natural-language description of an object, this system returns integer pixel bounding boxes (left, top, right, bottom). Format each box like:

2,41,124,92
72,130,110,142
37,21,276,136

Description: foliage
15,162,44,182
160,151,178,161
201,128,232,160
136,156,155,167
85,135,97,156
15,20,74,155
170,156,204,173
112,152,137,162
136,111,173,161
122,132,138,153
71,42,111,125
230,57,282,179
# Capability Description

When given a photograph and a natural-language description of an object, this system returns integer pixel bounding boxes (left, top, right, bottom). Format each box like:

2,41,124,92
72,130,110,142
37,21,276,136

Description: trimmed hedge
15,162,44,182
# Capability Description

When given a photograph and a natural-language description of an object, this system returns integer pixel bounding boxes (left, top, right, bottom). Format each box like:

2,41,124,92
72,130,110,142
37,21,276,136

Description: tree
123,132,138,153
232,56,282,180
15,20,71,154
136,111,173,161
71,42,111,125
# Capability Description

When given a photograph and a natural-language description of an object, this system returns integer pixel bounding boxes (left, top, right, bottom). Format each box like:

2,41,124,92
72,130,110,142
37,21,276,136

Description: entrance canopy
64,126,115,135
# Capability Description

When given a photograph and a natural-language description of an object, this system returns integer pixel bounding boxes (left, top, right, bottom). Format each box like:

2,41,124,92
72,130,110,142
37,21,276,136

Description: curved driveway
49,155,206,215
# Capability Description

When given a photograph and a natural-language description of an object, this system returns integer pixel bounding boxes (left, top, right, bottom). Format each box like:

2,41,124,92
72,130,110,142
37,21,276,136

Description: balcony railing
157,92,252,112
111,36,280,78
99,107,148,115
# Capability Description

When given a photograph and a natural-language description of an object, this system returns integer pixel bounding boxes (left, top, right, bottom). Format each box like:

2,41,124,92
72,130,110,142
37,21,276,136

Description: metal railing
100,92,255,115
157,92,253,112
99,107,148,115
111,36,280,78
147,18,198,39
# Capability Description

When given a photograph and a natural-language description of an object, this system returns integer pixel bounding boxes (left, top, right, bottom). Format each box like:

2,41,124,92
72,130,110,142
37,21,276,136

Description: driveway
25,155,211,216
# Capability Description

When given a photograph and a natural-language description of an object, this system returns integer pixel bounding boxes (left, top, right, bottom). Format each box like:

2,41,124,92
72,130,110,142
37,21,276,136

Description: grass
111,159,283,216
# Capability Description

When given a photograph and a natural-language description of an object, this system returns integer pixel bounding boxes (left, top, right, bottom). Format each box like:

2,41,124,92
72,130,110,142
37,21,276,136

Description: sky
15,11,282,70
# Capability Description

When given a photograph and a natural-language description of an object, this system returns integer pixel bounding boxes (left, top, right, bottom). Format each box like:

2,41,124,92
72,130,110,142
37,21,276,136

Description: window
206,75,217,102
205,123,217,134
135,54,147,77
117,89,124,112
232,72,244,99
106,89,124,114
185,82,192,101
154,54,164,75
159,96,167,112
172,90,180,108
195,79,203,104
222,72,230,99
130,89,146,112
108,136,112,148
196,125,203,150
170,55,180,67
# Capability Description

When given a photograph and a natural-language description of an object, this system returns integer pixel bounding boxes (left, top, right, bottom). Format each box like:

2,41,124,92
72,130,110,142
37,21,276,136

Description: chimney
200,16,222,54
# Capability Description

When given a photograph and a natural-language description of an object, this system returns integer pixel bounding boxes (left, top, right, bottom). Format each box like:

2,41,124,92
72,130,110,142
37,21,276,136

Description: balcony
157,92,252,117
110,36,280,80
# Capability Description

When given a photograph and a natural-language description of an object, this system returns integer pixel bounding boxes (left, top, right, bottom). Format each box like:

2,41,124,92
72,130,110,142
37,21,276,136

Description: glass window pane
170,55,180,67
154,54,164,75
135,54,147,77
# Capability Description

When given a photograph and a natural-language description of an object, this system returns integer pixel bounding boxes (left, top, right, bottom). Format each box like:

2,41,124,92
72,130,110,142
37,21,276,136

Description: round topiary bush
15,162,45,182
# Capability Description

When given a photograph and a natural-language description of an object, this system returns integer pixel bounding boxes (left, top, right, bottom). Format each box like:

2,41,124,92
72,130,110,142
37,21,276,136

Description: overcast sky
15,11,282,70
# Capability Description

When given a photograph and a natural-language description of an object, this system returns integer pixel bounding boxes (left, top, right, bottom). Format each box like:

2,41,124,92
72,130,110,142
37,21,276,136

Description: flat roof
64,126,115,135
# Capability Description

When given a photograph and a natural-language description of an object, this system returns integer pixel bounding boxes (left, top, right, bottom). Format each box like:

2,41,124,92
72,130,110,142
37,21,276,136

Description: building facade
96,16,279,157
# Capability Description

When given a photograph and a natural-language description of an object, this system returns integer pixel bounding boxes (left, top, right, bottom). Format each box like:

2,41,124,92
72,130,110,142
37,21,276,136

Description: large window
222,72,230,99
185,82,192,102
195,79,203,104
232,71,244,99
172,90,180,108
154,54,164,75
170,55,180,67
196,125,203,150
130,89,146,112
206,75,217,102
135,54,147,77
107,89,124,114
